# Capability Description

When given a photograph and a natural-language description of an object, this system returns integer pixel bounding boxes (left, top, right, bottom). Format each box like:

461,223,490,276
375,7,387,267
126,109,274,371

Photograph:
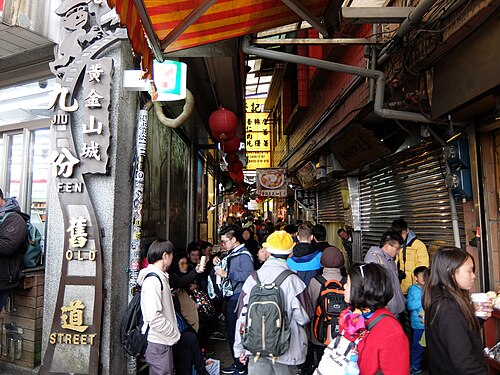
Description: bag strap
273,269,294,287
314,274,327,285
366,313,391,330
144,272,163,290
0,211,11,224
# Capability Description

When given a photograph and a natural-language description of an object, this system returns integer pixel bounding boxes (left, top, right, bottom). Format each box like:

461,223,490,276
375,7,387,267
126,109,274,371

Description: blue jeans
410,328,424,370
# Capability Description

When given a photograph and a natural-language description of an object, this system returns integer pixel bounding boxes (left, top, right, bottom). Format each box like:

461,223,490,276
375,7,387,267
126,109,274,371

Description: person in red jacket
339,262,410,375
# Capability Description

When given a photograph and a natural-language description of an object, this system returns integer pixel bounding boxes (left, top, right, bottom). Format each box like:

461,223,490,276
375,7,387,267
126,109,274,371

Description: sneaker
410,367,422,375
209,331,227,341
221,364,246,375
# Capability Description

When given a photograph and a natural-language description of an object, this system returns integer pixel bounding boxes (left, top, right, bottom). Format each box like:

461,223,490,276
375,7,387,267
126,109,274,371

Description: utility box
0,269,44,368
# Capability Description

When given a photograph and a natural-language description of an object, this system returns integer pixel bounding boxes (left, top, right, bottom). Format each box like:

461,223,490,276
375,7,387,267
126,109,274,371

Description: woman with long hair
423,247,492,374
337,262,409,374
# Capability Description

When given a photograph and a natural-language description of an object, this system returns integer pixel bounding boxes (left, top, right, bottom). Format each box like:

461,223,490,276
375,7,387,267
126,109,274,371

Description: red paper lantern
225,153,239,164
227,160,243,173
209,108,237,142
222,136,240,154
234,171,244,183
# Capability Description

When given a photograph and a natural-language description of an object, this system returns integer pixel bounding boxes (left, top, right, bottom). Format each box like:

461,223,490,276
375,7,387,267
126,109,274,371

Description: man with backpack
138,239,180,375
0,188,28,311
308,246,347,363
234,231,313,374
215,225,254,375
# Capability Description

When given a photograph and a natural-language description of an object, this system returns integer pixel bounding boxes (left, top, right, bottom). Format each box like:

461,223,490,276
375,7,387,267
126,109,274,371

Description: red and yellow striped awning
109,0,331,73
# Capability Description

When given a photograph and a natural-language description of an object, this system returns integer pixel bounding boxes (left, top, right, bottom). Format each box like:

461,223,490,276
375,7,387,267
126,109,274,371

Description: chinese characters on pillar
245,98,271,169
81,59,113,173
49,300,96,345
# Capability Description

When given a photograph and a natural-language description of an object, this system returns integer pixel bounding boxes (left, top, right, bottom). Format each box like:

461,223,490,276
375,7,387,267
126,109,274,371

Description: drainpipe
425,126,462,248
378,0,439,66
242,37,434,124
127,101,153,375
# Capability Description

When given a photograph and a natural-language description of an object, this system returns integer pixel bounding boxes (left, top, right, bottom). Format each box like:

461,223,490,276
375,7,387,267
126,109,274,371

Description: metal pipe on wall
377,0,439,66
242,37,434,123
425,125,462,248
241,37,434,167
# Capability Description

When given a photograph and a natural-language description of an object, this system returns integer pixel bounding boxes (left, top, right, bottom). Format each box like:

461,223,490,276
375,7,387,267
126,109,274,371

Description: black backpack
120,272,163,357
312,275,348,346
242,270,293,359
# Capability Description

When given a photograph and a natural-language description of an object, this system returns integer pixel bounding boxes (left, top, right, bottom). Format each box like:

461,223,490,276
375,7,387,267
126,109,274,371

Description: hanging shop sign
245,98,271,169
296,162,317,190
296,189,317,210
246,151,271,170
41,1,127,373
257,168,287,197
153,60,187,101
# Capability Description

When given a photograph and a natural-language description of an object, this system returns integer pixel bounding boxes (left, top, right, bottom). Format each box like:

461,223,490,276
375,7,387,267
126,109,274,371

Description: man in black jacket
0,188,28,311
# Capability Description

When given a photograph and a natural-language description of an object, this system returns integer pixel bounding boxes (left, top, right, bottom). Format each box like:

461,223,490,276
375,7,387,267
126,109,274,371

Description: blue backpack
0,212,43,268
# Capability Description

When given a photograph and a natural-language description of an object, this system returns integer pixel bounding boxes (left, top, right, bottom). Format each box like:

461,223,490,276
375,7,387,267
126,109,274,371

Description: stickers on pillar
153,60,187,101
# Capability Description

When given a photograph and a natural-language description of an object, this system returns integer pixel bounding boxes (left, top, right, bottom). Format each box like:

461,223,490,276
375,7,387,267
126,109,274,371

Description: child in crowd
406,266,428,375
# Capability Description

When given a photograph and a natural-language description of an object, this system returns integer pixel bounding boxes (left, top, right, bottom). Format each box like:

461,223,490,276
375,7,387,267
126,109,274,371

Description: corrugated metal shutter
359,144,465,255
317,180,344,222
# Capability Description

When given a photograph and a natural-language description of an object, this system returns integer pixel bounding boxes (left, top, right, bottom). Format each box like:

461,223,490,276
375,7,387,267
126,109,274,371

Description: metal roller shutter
317,180,344,223
359,144,465,255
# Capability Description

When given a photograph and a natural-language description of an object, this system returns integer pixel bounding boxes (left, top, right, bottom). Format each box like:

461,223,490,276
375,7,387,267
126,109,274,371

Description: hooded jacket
364,246,406,315
287,242,322,286
396,230,429,294
0,198,28,291
234,258,313,365
138,265,180,346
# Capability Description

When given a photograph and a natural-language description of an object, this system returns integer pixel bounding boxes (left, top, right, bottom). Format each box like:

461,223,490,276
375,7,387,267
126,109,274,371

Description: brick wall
0,271,44,368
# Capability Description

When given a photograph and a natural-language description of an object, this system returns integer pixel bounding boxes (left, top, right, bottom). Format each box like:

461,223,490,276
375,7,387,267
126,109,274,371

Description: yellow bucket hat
262,231,295,255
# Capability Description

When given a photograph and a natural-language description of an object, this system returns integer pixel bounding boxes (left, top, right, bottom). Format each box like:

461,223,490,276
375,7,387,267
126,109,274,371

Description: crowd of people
135,216,494,375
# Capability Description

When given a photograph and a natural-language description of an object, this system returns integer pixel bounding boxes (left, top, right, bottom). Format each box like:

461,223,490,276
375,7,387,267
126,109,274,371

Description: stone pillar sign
40,1,127,374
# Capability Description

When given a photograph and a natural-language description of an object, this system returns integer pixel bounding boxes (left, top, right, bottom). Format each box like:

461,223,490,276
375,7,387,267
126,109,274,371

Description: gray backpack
242,270,294,360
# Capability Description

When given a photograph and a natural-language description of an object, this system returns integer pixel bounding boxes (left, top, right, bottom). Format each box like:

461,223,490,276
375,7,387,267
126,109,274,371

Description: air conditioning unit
325,154,345,174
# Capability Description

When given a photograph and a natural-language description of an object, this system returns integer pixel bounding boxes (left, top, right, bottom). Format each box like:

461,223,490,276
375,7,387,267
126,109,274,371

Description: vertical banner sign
295,189,317,210
40,1,127,374
245,98,271,169
126,110,149,375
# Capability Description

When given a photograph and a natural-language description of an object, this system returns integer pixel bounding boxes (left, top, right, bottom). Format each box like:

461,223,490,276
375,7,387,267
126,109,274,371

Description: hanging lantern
227,160,243,173
225,153,239,164
234,171,244,184
222,136,240,154
209,107,237,142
